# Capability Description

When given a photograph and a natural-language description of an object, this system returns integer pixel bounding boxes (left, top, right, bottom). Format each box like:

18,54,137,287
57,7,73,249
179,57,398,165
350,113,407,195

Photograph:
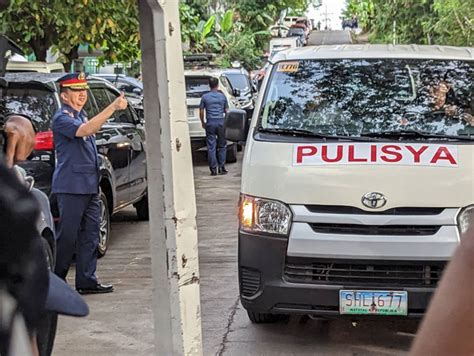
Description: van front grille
309,223,440,236
305,205,444,216
284,258,446,287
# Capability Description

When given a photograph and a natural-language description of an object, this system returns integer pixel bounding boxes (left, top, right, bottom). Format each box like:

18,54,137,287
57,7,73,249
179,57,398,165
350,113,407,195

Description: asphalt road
54,150,418,356
308,30,353,45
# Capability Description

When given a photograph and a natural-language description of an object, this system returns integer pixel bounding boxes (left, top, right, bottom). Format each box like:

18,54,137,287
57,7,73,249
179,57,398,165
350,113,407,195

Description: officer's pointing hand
113,92,128,111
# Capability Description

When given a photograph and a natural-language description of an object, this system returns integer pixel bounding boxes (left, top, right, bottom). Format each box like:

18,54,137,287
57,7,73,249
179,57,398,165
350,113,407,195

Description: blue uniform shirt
199,91,229,122
52,104,99,194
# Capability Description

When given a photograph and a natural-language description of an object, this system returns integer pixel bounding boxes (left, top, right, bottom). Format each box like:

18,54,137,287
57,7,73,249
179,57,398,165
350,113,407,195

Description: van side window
106,89,135,124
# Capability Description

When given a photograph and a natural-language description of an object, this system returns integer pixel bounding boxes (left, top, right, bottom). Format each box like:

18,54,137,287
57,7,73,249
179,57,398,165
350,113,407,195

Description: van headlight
457,205,474,237
239,194,292,236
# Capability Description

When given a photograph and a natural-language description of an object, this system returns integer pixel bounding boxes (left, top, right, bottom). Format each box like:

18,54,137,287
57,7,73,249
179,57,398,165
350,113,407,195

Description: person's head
0,164,89,355
57,72,89,111
209,77,219,90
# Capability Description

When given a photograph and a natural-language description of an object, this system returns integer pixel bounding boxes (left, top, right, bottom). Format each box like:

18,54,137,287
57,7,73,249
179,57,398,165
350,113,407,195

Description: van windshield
259,59,473,139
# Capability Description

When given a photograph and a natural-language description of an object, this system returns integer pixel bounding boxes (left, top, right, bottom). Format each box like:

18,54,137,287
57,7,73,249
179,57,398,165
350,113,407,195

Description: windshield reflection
259,59,473,139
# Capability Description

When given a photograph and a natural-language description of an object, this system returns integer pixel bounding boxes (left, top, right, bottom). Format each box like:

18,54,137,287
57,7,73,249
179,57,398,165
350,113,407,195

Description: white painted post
138,1,203,355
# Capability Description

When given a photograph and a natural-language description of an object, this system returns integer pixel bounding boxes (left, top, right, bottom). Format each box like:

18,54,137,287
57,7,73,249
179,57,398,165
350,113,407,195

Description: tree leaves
0,0,140,65
346,0,473,46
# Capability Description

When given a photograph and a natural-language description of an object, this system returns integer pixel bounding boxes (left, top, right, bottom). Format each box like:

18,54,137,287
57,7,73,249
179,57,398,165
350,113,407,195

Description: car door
90,84,131,208
106,88,147,204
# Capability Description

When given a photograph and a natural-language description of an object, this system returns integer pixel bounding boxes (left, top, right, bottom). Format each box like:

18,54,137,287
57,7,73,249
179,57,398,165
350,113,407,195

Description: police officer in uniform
53,73,128,294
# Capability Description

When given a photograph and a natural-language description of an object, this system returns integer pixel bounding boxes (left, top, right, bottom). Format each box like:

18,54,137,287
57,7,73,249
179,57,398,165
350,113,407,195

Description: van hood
241,138,474,210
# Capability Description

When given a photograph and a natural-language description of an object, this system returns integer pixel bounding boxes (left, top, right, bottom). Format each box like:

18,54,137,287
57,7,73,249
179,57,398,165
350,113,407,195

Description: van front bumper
239,231,447,318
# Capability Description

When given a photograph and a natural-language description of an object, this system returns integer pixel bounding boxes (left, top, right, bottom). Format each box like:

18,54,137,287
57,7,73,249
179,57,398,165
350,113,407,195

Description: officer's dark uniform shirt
52,103,99,194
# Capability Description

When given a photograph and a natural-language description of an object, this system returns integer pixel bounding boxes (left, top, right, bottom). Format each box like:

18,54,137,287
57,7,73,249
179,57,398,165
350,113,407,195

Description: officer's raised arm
75,93,128,137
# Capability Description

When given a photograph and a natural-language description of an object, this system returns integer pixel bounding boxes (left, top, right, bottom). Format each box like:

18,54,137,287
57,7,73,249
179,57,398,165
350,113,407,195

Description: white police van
225,45,474,323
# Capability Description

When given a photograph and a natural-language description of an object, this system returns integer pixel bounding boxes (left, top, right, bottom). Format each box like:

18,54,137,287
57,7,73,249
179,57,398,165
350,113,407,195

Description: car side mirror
233,88,241,97
133,87,142,95
225,109,247,143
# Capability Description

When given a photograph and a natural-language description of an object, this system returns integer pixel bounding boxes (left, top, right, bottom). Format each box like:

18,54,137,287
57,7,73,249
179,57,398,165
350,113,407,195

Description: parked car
222,68,257,117
225,44,473,324
269,25,290,38
290,23,310,39
184,68,239,163
287,27,307,46
0,73,148,256
95,74,144,118
6,61,65,73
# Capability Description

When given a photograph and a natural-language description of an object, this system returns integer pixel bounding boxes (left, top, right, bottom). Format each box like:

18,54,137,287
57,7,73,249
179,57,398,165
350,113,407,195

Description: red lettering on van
370,145,377,162
430,147,457,165
321,145,343,162
348,145,367,162
296,146,317,163
381,145,402,162
406,145,429,163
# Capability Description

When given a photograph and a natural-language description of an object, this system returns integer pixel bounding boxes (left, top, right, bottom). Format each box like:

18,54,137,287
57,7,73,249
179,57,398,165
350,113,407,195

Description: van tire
135,195,149,221
97,190,111,258
247,311,281,324
226,143,238,163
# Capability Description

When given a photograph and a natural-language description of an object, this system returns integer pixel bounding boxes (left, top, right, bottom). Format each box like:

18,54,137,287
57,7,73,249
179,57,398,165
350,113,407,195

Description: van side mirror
233,88,241,97
225,109,247,142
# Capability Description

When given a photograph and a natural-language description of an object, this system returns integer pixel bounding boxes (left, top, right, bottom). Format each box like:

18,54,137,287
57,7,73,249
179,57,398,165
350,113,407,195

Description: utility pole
138,1,203,355
321,4,333,30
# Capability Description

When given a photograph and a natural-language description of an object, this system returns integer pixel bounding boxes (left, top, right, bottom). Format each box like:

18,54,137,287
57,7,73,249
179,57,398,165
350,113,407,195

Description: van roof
272,44,474,62
5,61,65,73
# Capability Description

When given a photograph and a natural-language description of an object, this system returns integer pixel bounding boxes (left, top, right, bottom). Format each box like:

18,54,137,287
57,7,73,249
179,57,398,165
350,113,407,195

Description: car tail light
35,131,54,151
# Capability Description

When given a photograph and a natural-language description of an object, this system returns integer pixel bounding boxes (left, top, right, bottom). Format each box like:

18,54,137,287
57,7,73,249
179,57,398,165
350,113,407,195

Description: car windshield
185,77,210,98
225,73,250,92
289,29,304,35
259,59,473,139
0,87,57,131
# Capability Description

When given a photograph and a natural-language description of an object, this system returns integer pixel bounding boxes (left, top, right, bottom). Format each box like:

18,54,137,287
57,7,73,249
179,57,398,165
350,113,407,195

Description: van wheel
97,190,110,257
226,143,238,163
247,311,282,324
135,195,149,221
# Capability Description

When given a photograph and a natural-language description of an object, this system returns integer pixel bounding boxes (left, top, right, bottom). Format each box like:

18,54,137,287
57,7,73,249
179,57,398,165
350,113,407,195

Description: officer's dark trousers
205,121,226,170
54,193,99,289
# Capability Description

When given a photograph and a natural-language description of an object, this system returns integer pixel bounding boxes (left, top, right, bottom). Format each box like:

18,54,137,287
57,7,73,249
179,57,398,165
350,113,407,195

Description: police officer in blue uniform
53,73,128,294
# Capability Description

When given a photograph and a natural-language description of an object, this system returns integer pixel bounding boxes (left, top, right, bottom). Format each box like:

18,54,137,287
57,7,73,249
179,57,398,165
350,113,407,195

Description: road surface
308,30,353,45
54,151,418,356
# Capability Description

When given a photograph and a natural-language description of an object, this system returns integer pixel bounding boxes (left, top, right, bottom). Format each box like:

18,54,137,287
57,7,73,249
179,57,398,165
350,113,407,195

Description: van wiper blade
360,130,473,141
259,127,373,141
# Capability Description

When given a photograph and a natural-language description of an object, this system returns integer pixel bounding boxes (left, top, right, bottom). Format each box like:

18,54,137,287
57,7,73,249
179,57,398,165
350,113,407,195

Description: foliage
344,0,474,46
180,0,311,69
0,0,140,69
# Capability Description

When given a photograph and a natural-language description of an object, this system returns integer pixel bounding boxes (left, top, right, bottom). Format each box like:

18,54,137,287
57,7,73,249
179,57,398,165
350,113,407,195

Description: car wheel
135,195,149,221
97,190,110,257
37,235,58,356
226,143,238,163
247,311,283,324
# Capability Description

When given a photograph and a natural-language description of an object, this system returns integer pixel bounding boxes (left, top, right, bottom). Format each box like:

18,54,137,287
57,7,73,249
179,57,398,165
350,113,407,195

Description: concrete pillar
138,1,203,355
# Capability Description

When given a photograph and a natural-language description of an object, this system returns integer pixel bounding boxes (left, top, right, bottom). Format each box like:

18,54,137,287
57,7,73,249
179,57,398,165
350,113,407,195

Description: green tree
0,0,140,69
345,0,473,46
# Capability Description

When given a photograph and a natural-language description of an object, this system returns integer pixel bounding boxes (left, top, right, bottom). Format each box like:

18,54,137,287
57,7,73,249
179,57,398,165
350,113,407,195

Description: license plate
339,290,408,316
187,108,195,117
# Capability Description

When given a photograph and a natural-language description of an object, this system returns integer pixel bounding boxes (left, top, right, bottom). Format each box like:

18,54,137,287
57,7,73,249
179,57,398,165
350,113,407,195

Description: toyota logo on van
362,192,387,209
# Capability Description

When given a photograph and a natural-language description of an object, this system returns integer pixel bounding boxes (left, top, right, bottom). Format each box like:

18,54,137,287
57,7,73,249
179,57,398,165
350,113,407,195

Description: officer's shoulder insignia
63,110,74,118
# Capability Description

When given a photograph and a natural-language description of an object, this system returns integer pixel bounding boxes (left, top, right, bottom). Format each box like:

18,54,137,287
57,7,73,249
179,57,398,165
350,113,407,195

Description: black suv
0,73,148,256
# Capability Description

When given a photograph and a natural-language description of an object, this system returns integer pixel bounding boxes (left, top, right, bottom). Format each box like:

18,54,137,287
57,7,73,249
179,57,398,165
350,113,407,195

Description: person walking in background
52,72,127,295
199,77,229,176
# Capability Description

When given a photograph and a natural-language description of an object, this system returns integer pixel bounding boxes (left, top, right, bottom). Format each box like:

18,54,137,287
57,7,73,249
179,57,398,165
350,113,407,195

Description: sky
306,0,347,31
